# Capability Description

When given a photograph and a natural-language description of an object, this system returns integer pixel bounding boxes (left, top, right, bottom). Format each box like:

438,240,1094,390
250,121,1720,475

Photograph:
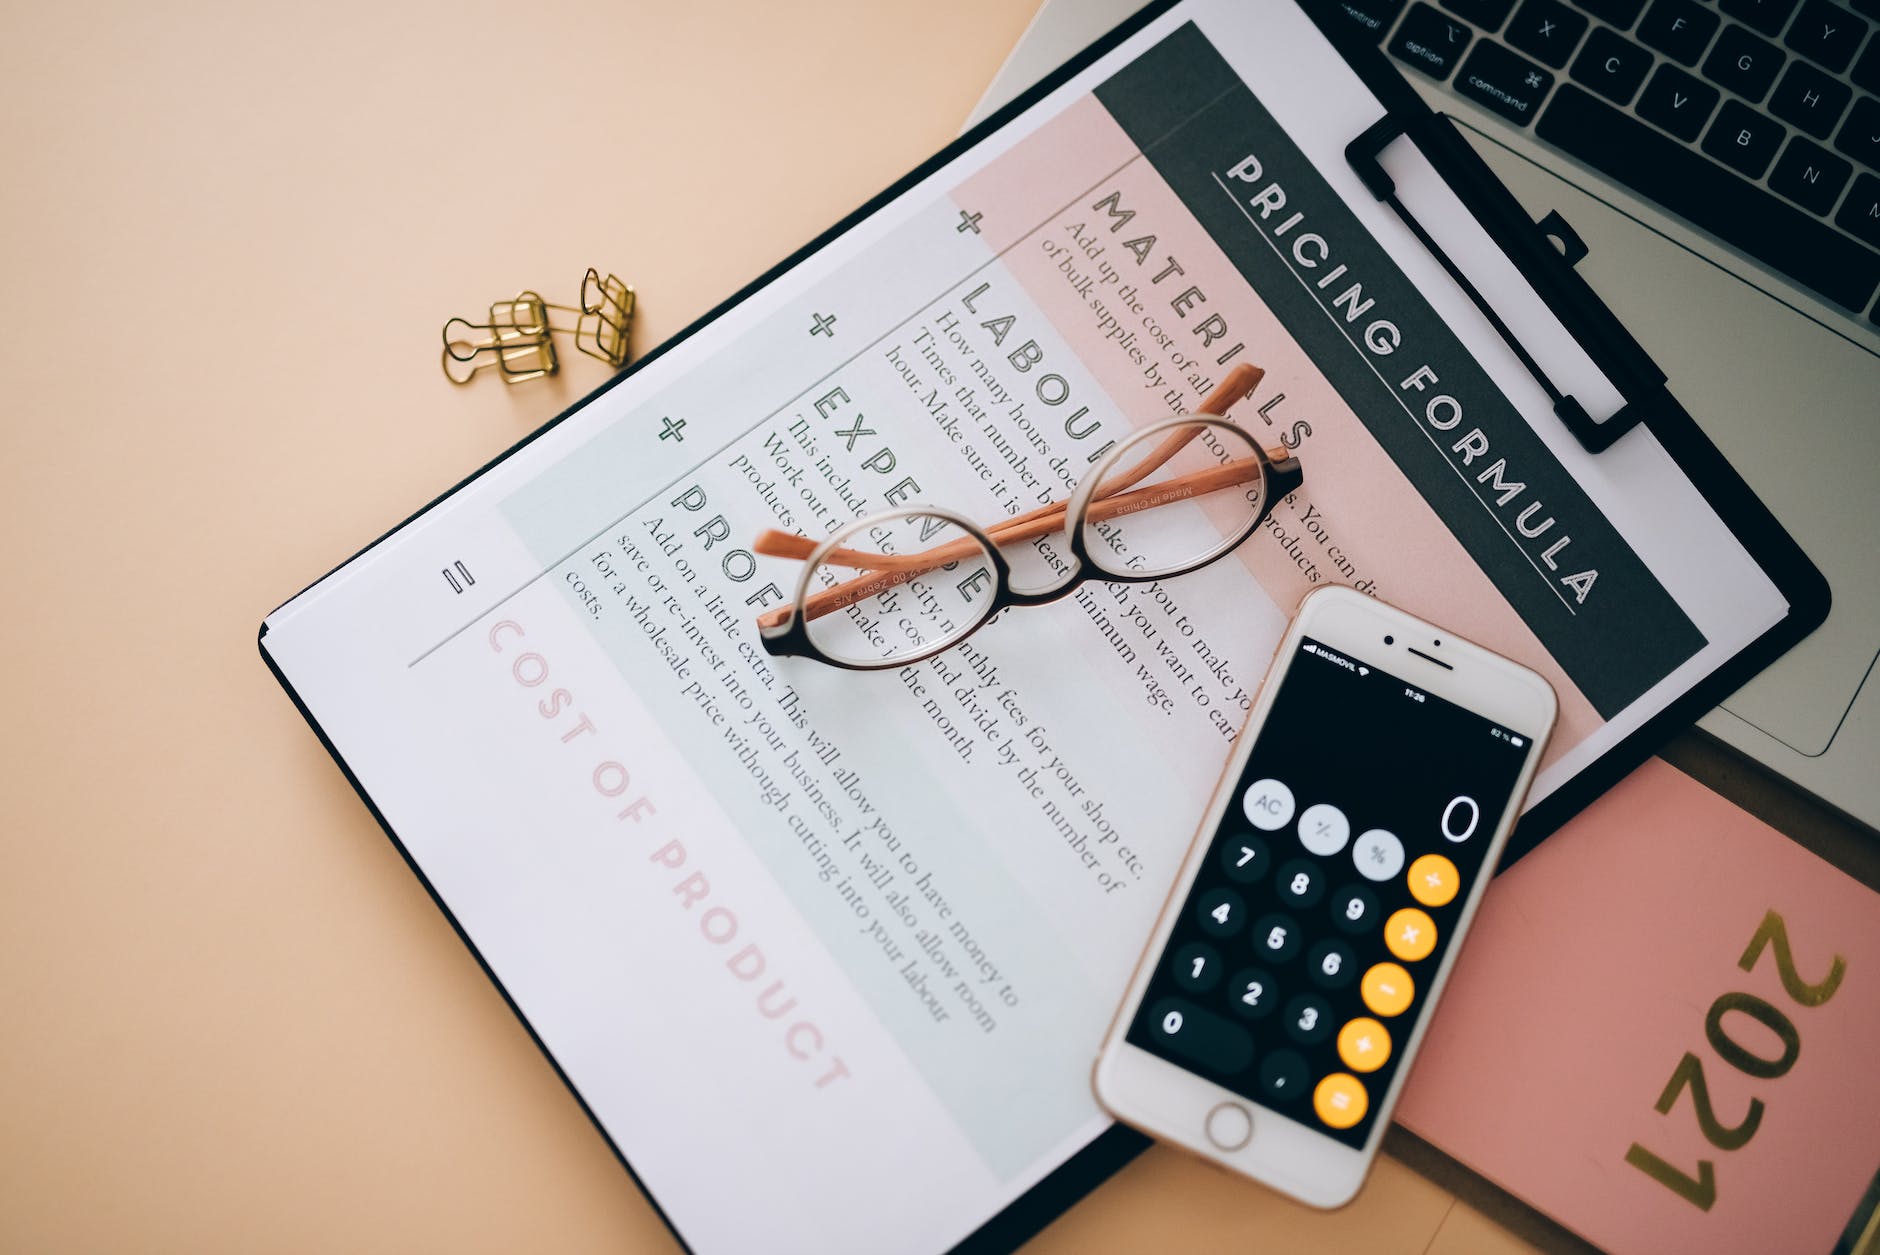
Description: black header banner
1093,24,1704,718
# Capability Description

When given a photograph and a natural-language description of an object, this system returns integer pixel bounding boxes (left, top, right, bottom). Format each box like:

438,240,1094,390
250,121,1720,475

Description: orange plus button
1360,962,1415,1017
1385,907,1437,962
1407,853,1459,907
1313,1072,1369,1129
1337,1016,1392,1072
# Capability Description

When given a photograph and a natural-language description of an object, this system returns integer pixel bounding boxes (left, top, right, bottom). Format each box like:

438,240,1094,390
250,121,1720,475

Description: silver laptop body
972,0,1880,831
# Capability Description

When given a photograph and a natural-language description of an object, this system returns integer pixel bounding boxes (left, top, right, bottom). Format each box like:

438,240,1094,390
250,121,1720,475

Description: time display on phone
1124,637,1533,1146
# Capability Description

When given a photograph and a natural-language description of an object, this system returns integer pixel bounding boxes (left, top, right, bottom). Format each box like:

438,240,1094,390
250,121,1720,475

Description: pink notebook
1397,758,1880,1255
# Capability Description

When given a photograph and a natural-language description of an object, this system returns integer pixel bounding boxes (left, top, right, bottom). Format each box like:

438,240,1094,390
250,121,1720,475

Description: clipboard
258,3,1828,1251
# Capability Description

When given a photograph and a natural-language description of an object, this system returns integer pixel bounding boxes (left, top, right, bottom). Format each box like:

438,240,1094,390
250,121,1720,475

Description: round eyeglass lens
1077,418,1267,579
800,511,1001,667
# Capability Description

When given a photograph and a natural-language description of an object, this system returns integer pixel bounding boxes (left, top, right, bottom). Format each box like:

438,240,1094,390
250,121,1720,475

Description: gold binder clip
574,269,635,368
442,291,559,386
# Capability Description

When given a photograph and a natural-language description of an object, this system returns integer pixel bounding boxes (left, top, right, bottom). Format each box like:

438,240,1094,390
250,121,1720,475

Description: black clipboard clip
1346,111,1669,453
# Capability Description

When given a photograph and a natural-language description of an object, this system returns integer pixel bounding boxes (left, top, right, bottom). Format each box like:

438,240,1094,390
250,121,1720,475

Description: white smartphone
1093,585,1557,1208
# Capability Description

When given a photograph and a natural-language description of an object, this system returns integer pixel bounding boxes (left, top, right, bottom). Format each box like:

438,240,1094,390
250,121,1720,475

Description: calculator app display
1124,637,1532,1146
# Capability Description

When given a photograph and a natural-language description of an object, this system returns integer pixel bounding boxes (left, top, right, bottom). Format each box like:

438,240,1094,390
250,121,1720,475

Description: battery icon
1511,735,1526,748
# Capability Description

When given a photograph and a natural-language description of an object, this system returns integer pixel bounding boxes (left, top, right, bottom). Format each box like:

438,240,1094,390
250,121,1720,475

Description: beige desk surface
4,4,1871,1252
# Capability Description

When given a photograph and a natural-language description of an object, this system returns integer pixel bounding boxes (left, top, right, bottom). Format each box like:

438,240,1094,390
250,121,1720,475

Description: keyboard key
1641,0,1722,63
1720,0,1803,37
1508,0,1591,65
1536,84,1880,307
1703,99,1789,175
1854,0,1880,18
1784,0,1868,71
1445,0,1519,27
1573,0,1647,29
1769,135,1855,209
1838,171,1880,246
1391,2,1475,79
1703,23,1787,99
1457,39,1558,122
1853,30,1880,91
1836,94,1880,166
1639,61,1723,138
1770,60,1854,135
1334,0,1409,39
1571,25,1656,101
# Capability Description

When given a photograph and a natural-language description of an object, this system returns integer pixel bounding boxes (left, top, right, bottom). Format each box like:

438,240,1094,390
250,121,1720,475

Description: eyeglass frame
753,414,1304,671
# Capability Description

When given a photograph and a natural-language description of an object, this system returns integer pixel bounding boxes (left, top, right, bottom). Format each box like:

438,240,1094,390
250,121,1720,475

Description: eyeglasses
751,363,1303,670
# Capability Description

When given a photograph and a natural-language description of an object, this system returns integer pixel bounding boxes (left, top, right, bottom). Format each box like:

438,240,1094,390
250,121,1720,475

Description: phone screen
1124,636,1536,1146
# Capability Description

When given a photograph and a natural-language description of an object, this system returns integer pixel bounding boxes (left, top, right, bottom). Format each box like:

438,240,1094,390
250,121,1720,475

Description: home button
1204,1101,1253,1151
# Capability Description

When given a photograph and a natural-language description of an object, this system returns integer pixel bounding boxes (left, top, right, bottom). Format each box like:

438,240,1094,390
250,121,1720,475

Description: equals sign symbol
442,560,476,594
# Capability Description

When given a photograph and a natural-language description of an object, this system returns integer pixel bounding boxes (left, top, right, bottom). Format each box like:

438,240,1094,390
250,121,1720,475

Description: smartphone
1093,585,1557,1207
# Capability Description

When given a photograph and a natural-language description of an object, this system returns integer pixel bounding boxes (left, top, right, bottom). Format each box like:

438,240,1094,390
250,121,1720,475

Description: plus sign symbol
658,415,686,443
809,312,837,337
956,209,983,234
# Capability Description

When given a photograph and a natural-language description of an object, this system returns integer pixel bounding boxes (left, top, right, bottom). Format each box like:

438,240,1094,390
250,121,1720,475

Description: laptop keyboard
1333,0,1880,326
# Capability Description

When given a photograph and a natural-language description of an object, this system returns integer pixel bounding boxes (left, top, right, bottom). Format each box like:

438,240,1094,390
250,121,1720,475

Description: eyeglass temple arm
754,364,1271,631
756,363,1265,572
755,447,1289,630
1077,362,1265,498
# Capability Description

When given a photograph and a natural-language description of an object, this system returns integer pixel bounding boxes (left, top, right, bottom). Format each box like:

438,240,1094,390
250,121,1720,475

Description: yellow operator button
1385,907,1437,962
1360,962,1415,1017
1313,1072,1369,1129
1407,853,1460,907
1337,1017,1392,1072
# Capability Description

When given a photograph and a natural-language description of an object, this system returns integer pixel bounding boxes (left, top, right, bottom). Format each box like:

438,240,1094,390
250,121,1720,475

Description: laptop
971,0,1880,832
